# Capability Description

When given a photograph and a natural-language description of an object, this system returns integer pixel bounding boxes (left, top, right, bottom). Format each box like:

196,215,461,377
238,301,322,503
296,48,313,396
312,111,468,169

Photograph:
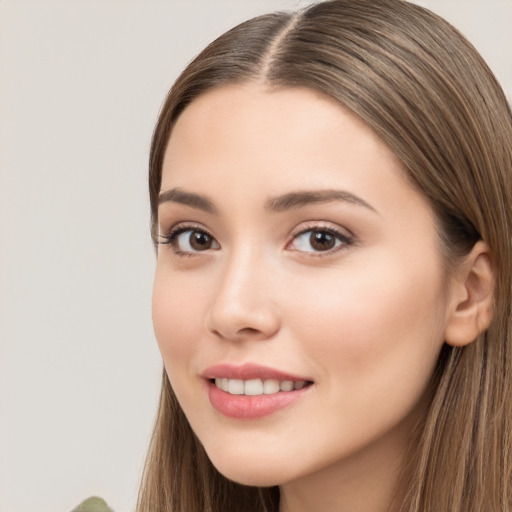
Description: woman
138,1,512,510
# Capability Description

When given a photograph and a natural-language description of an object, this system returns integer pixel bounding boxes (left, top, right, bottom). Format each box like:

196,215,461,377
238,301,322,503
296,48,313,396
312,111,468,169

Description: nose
205,248,281,343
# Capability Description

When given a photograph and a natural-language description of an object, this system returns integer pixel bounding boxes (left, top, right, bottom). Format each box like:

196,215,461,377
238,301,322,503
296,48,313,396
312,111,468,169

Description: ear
444,241,495,347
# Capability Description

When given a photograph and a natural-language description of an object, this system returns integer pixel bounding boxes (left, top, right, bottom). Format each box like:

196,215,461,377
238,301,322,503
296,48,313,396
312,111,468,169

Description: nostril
238,327,261,336
211,327,267,342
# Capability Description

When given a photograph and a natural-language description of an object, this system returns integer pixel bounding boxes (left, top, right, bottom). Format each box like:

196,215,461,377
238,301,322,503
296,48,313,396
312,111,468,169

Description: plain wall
1,1,510,511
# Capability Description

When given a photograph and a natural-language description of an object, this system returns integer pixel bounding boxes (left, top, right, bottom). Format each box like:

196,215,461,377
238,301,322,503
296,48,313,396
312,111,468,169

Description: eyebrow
265,189,378,213
158,187,218,214
158,187,377,215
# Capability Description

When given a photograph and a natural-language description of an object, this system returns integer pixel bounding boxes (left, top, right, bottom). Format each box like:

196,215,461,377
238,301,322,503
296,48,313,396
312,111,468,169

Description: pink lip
201,363,313,420
201,363,311,381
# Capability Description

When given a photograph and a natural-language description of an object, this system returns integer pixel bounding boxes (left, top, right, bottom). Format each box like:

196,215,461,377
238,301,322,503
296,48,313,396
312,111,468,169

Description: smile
214,378,308,395
203,363,314,419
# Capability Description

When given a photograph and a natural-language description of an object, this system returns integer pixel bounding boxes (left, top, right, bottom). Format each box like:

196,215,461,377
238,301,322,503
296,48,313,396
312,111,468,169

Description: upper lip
201,363,312,382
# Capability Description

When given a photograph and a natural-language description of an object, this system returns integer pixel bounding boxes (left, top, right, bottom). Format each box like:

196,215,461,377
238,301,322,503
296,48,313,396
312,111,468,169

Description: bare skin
152,84,492,512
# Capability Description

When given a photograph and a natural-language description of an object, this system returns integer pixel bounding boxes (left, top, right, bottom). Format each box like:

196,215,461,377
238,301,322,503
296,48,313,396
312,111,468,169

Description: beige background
1,1,510,511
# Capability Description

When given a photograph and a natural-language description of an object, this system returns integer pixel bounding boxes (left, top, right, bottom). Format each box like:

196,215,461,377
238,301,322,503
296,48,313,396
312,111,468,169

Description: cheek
283,253,447,389
152,266,205,373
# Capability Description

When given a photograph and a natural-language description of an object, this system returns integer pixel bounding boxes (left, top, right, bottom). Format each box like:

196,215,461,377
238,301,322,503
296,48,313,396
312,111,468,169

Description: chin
207,453,290,487
218,469,283,488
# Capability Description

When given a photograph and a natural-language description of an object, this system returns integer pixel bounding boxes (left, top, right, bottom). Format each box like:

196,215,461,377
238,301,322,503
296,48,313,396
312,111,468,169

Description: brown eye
309,231,336,251
169,228,220,253
290,227,351,254
189,231,213,250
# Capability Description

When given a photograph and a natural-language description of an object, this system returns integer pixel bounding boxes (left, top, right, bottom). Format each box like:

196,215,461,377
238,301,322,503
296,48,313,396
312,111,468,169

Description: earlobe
444,241,495,347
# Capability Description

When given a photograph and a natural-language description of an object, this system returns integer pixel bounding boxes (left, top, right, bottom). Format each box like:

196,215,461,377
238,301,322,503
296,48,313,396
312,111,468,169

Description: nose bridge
206,242,280,341
221,244,262,302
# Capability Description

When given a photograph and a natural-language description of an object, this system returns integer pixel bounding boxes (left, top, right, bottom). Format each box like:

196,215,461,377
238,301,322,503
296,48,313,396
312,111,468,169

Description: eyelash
287,224,354,256
158,222,355,257
158,223,217,256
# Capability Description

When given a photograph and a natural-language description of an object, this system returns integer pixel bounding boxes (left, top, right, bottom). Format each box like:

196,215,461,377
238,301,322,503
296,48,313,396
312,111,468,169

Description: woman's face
153,84,453,492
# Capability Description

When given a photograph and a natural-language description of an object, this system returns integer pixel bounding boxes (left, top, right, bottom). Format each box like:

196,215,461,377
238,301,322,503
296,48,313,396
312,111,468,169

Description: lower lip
207,380,311,419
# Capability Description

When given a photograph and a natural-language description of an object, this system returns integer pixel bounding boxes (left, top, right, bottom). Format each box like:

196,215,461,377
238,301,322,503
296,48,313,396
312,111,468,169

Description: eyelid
158,222,220,254
286,221,355,256
290,220,354,238
158,220,355,257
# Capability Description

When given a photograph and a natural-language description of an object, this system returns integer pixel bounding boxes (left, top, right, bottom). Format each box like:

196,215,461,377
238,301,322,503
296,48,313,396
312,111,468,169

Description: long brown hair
138,1,512,510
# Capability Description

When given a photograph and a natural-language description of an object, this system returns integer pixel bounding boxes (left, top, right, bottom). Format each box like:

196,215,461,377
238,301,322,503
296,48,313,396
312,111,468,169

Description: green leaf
70,497,114,512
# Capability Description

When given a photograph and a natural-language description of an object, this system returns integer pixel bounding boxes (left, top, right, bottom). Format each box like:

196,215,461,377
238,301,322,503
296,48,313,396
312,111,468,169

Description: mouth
211,377,313,396
202,363,314,419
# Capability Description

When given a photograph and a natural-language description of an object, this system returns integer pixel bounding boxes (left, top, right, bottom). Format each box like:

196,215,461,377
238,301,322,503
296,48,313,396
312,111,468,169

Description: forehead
162,84,403,192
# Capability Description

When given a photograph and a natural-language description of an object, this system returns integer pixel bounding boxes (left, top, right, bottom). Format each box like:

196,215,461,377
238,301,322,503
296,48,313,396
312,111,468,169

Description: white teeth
263,379,280,394
214,378,309,396
244,379,264,395
228,379,244,395
215,378,230,392
280,380,294,392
